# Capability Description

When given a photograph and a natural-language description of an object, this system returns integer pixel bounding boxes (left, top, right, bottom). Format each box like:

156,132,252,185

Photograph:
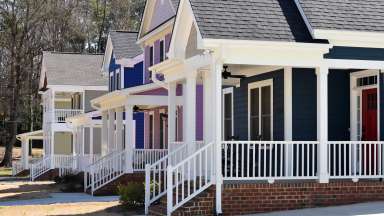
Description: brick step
148,204,167,216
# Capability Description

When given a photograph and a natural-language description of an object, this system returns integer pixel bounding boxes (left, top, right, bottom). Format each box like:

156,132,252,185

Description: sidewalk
250,202,384,216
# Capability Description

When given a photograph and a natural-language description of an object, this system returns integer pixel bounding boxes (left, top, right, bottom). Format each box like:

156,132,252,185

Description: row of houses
12,0,384,215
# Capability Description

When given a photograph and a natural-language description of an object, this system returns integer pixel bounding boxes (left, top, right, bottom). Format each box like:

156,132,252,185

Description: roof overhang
16,130,43,141
66,111,102,126
137,18,175,46
115,54,144,68
91,83,175,110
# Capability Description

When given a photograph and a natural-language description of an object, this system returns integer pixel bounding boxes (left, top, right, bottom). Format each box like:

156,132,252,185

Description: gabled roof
189,0,313,42
40,52,107,88
297,0,384,33
109,31,142,59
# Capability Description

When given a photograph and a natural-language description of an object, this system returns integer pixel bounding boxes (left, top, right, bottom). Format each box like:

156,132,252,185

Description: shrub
117,182,145,208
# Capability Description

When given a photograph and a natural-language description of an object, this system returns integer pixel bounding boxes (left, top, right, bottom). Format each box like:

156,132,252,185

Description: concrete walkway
250,202,384,216
0,192,119,206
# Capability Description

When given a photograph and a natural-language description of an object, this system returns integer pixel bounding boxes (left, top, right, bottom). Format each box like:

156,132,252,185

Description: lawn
0,168,11,177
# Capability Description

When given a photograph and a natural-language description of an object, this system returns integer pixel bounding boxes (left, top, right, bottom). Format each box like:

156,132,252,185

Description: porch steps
86,172,145,196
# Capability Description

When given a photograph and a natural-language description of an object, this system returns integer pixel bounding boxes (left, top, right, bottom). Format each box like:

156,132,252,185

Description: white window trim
350,70,380,141
222,87,234,140
247,79,274,141
120,67,124,89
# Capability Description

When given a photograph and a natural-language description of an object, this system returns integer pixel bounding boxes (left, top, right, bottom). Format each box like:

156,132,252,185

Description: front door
362,88,377,141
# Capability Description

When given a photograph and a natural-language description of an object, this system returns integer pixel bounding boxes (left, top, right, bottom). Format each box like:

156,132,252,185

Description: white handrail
12,161,23,176
167,142,215,214
133,149,168,171
84,150,126,194
221,141,319,181
328,141,384,180
54,109,83,123
145,143,188,214
30,156,51,181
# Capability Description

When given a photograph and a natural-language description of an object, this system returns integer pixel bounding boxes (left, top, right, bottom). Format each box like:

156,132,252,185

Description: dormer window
160,40,165,62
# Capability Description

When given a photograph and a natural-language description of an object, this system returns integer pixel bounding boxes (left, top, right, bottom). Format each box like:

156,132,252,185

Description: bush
117,183,145,208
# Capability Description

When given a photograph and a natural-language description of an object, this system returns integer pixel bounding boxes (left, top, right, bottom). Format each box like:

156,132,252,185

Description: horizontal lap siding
233,70,284,141
328,70,350,141
292,68,317,141
134,113,144,149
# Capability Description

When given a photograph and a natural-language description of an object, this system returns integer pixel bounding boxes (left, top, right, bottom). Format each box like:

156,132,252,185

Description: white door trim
222,87,234,140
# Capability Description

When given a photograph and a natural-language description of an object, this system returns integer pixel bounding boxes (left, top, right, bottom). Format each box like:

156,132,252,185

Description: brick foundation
92,172,145,196
150,180,384,216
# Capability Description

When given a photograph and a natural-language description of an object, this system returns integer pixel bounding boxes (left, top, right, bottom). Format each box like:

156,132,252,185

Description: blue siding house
102,31,145,149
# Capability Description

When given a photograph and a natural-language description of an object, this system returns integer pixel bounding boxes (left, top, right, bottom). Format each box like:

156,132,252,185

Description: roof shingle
189,0,313,42
42,52,107,86
297,0,384,33
109,31,142,59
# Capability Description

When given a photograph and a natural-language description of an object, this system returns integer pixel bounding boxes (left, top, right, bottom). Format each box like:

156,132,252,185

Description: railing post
145,164,150,215
167,165,173,216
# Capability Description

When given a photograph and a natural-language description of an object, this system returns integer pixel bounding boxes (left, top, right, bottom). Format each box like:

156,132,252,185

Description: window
357,76,377,87
149,46,154,66
160,40,165,62
248,80,273,141
222,88,233,140
149,46,154,81
116,71,120,90
109,73,114,91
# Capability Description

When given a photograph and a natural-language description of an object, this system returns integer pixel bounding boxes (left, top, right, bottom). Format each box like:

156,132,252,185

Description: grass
0,167,12,177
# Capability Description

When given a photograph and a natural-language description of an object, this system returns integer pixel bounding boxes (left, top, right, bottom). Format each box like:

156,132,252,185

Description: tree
0,0,144,167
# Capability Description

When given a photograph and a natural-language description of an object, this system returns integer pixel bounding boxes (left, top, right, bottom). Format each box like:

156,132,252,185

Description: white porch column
284,67,293,175
213,60,223,214
168,82,177,151
101,111,108,155
108,109,115,152
90,126,94,155
125,104,134,173
316,66,329,183
116,107,124,151
72,127,77,156
185,72,197,154
22,138,29,169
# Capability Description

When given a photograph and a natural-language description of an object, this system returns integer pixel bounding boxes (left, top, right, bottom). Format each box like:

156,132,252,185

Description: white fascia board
102,36,114,74
92,83,166,110
314,29,384,48
202,39,332,68
48,85,108,92
326,59,384,70
116,54,144,68
137,18,175,46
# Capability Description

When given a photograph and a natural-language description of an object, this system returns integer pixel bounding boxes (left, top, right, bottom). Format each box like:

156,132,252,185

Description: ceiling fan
222,65,246,79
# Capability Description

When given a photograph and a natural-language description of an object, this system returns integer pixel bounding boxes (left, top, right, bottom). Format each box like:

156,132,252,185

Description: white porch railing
221,141,319,181
166,142,215,214
30,156,51,181
12,161,23,176
77,154,101,172
84,150,126,194
54,109,83,123
133,149,168,171
145,143,188,214
328,141,384,179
